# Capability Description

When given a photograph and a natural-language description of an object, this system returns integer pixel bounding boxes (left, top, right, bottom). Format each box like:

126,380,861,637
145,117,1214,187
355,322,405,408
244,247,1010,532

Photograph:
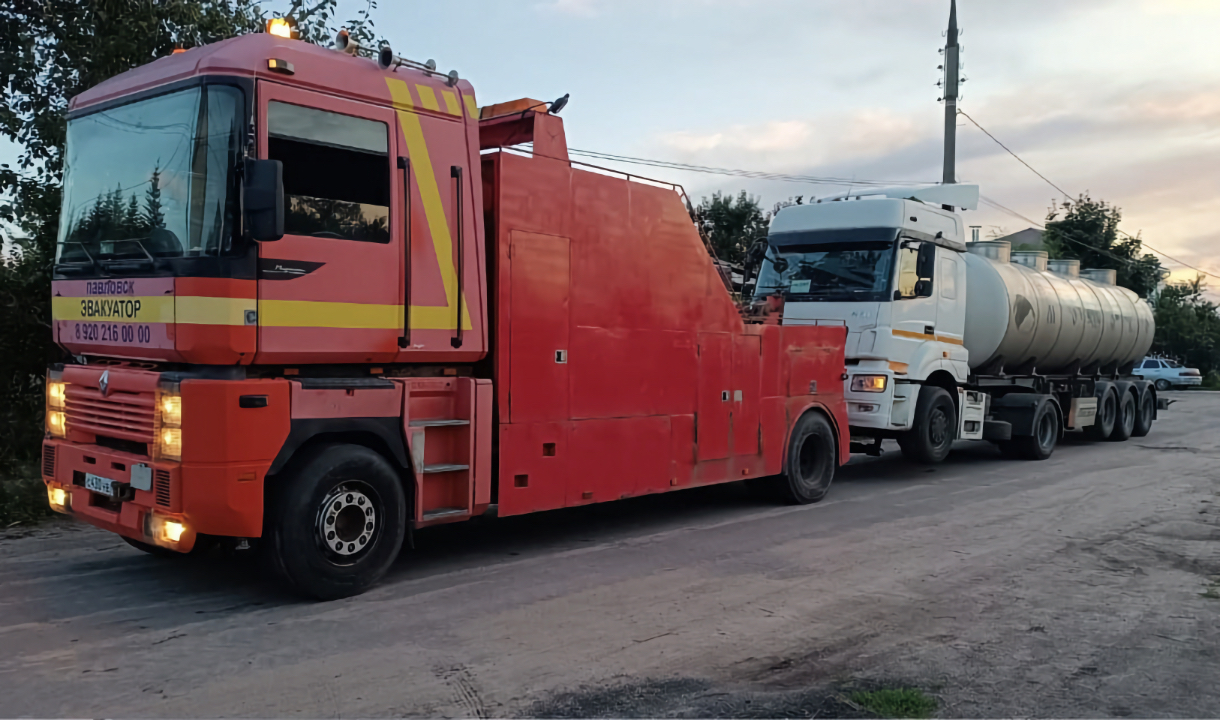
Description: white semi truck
751,184,1159,463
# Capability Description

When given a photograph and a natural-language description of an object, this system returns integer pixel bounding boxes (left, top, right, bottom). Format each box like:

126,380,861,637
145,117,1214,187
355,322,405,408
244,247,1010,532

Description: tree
692,191,772,265
1151,277,1220,378
1042,195,1163,298
0,0,378,479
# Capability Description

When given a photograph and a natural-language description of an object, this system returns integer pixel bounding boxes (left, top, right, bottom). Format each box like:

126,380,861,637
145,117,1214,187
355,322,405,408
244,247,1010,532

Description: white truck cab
759,185,985,459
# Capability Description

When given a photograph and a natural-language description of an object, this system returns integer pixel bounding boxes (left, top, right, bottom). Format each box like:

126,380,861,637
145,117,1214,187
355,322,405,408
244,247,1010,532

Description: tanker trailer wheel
1132,388,1156,438
262,444,407,600
1008,400,1060,460
1108,389,1137,442
1085,386,1118,442
753,412,836,504
898,386,957,464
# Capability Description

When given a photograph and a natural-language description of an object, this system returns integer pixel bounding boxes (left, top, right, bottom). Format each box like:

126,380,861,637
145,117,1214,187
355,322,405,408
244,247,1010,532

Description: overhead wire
960,110,1220,281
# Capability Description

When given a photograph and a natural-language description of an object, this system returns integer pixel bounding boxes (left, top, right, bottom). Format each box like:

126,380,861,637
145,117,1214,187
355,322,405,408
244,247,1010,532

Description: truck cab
758,186,976,448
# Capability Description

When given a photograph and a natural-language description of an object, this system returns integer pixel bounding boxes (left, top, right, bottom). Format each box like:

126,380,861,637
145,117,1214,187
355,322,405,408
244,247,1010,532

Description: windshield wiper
54,241,107,276
99,238,158,271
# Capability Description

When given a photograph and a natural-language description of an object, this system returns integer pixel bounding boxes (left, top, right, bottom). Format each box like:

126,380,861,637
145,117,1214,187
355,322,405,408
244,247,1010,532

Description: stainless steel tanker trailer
752,184,1163,463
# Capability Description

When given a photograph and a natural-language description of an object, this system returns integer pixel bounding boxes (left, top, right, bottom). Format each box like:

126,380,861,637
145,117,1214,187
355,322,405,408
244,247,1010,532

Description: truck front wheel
898,386,957,464
263,444,407,600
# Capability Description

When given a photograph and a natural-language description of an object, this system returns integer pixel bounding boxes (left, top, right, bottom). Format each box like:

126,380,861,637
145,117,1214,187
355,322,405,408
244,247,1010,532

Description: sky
6,0,1217,287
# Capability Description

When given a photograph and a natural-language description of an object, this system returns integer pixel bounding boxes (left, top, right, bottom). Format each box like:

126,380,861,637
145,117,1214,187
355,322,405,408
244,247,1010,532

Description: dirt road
2,392,1218,718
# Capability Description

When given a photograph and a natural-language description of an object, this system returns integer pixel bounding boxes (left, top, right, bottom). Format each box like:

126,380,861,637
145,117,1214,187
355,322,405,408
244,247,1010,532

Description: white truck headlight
851,375,889,393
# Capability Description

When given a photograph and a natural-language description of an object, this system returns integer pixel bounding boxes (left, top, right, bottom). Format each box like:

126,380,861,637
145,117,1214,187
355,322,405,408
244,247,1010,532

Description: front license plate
84,473,117,497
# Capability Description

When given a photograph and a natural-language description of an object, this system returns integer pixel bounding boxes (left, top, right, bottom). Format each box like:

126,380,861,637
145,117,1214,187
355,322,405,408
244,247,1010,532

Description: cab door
254,82,403,365
889,239,938,362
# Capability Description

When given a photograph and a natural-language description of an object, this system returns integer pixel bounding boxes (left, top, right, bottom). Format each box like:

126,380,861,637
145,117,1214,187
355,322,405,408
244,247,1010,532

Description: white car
1133,357,1203,390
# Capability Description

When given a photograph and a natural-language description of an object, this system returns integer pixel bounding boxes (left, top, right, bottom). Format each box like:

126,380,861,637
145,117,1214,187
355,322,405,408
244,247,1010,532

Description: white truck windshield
754,228,901,302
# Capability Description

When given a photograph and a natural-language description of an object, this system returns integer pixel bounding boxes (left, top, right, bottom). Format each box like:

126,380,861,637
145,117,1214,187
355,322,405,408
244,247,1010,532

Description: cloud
533,0,598,16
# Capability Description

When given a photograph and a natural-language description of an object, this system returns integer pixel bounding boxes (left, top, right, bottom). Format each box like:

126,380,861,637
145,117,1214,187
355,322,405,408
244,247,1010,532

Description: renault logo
99,370,110,397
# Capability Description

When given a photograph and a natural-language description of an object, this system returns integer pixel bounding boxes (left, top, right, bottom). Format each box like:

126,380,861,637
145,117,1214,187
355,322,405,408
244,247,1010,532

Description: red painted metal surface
487,137,850,518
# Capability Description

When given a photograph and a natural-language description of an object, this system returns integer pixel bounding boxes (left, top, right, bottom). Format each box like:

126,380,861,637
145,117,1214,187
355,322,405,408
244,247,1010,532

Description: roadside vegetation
0,466,52,528
848,688,939,719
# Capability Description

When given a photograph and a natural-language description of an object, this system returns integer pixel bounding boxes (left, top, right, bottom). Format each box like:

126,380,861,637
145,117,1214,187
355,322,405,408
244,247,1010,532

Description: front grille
154,469,172,508
64,385,155,444
42,445,56,479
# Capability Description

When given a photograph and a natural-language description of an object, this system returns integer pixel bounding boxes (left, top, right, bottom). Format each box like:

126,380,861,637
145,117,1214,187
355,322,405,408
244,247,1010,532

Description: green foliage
0,0,377,483
848,688,938,719
693,191,772,265
1151,278,1220,377
0,468,54,527
1043,195,1163,298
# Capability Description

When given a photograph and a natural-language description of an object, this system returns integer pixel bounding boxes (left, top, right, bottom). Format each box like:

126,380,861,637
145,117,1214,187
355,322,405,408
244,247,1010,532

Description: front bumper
43,441,201,553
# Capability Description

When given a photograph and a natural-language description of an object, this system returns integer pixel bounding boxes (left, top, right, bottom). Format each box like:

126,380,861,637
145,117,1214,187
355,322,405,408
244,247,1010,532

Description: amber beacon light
266,17,299,39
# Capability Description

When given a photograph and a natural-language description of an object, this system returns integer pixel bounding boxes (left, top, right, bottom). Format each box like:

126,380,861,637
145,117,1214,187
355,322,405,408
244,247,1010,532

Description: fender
991,393,1061,438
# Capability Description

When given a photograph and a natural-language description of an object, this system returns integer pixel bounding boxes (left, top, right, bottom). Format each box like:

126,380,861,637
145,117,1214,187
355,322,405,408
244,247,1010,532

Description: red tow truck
42,26,849,598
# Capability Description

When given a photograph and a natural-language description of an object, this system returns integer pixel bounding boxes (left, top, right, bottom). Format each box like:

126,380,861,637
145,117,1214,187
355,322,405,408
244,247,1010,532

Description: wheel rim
929,407,950,449
316,482,379,559
1036,411,1056,449
1156,380,1170,391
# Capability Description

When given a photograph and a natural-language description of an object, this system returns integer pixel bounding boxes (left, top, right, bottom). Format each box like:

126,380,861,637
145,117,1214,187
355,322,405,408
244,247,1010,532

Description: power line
565,147,935,189
960,110,1220,281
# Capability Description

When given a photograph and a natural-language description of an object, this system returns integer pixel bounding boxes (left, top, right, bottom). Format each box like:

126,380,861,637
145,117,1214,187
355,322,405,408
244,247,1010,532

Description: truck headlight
156,427,183,462
155,384,182,461
46,374,68,438
851,375,889,393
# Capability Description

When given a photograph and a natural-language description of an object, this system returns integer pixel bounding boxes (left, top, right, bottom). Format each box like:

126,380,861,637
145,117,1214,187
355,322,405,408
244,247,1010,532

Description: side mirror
244,159,284,241
916,242,936,279
915,279,934,297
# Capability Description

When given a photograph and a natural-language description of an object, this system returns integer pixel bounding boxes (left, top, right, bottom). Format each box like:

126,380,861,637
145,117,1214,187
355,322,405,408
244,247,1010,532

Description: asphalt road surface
3,392,1218,718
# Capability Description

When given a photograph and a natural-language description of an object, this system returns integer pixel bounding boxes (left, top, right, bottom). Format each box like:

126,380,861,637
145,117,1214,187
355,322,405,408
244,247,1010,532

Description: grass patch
0,466,53,528
848,688,938,719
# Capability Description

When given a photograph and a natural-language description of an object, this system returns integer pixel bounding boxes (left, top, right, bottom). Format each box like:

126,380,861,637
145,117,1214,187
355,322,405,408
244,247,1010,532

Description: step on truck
42,27,850,599
748,183,1162,464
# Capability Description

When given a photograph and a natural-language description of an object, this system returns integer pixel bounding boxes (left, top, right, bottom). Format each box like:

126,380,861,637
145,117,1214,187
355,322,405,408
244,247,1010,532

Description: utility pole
941,0,960,186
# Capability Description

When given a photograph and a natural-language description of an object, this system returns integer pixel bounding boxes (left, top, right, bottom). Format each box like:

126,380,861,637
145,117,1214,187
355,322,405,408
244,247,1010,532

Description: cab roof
70,33,476,116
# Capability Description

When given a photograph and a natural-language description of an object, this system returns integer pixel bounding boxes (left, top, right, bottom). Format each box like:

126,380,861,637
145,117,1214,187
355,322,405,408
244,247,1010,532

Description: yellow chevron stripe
416,85,440,112
464,95,480,119
386,77,473,332
441,89,462,116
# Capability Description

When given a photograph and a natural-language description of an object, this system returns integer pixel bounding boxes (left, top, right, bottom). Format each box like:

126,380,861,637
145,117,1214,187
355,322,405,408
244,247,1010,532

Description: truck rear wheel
263,444,407,600
1132,388,1155,438
753,411,836,504
898,386,956,464
1085,386,1117,441
1108,389,1136,442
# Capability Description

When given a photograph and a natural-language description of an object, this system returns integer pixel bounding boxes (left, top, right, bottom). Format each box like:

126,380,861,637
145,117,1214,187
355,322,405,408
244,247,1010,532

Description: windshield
754,228,900,302
57,85,244,264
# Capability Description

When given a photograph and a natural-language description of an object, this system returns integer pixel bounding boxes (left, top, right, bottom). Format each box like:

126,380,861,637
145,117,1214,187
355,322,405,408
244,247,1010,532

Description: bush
1204,370,1220,390
0,467,53,527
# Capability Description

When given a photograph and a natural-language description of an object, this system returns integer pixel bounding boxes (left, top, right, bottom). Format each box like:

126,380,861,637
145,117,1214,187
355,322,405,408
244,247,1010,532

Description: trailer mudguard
990,394,1060,437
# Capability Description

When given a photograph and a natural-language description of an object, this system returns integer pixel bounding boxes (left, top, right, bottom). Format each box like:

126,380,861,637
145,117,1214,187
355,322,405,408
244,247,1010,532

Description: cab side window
896,240,935,299
268,102,391,243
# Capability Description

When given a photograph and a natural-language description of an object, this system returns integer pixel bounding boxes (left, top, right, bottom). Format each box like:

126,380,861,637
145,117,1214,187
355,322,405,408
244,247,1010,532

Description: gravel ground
1,391,1217,718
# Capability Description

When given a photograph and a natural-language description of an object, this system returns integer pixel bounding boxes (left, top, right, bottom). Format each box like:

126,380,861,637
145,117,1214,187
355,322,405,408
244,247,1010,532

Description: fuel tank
961,241,1154,375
